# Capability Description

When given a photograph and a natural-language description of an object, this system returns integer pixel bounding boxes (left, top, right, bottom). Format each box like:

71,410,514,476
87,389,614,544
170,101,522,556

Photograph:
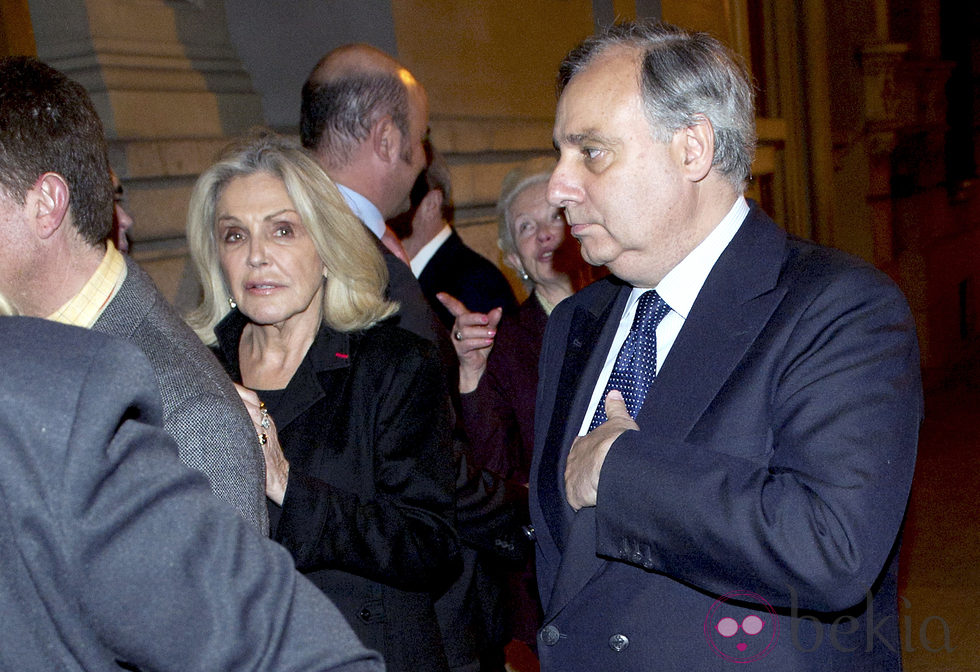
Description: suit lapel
638,207,788,439
215,313,353,433
270,328,354,433
538,280,626,616
538,281,626,551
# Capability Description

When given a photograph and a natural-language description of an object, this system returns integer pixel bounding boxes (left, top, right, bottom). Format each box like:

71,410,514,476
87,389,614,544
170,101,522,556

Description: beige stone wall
15,0,977,382
14,0,813,307
388,0,774,294
662,0,751,58
27,0,265,305
391,1,593,120
389,1,594,295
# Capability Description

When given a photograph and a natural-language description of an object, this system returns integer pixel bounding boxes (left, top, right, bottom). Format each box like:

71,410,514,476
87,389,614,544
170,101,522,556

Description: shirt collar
409,224,452,278
47,241,128,328
630,196,749,318
336,183,385,239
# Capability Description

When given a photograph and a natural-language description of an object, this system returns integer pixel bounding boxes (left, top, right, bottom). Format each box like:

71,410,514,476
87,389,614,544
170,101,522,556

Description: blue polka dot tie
589,290,670,430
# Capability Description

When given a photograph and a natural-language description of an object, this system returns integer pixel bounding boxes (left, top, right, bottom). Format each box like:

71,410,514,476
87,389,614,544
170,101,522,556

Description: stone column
28,0,264,300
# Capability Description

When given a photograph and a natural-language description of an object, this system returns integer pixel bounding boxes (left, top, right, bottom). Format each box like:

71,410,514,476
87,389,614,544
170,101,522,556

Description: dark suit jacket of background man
417,229,518,330
378,237,448,346
93,256,268,532
0,317,383,671
530,203,922,671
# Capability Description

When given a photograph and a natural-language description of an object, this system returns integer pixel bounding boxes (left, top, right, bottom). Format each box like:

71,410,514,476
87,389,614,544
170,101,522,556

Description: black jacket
215,310,460,672
417,229,518,330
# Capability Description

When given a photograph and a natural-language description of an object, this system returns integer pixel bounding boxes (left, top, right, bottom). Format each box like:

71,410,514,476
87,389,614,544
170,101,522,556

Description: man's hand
565,390,638,510
436,292,502,393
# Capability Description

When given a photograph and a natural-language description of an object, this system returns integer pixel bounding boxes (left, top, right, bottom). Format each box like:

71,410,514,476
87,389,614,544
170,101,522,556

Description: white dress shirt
409,224,452,278
336,183,385,240
579,196,750,435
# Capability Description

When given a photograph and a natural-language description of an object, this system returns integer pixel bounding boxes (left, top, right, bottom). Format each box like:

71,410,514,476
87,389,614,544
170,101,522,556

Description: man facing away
0,56,268,532
300,43,441,342
530,21,921,671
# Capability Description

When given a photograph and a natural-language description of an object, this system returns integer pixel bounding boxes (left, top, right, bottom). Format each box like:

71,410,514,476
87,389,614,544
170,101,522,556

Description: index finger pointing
435,292,468,318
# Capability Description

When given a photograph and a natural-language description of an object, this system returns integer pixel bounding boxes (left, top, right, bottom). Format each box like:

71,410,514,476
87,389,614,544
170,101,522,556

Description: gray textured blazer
93,257,268,532
0,316,383,671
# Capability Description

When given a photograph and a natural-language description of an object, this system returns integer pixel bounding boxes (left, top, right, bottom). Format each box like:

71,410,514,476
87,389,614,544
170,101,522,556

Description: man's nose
548,162,582,208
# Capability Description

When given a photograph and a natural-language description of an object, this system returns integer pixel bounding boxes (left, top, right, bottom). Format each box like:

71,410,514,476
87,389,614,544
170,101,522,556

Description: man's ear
371,115,400,164
32,172,71,239
677,114,714,182
419,189,442,220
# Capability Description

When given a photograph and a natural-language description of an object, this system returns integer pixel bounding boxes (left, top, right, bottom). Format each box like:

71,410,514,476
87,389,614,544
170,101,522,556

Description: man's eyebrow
554,130,616,148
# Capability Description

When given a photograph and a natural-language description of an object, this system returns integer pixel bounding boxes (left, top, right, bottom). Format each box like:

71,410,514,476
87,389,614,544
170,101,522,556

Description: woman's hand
235,383,289,506
436,292,502,393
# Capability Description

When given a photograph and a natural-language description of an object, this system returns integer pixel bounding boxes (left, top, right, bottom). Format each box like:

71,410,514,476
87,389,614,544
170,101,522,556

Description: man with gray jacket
0,55,267,532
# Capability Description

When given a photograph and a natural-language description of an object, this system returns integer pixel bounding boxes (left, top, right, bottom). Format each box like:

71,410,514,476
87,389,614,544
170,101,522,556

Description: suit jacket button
358,608,372,622
539,624,561,646
608,633,629,652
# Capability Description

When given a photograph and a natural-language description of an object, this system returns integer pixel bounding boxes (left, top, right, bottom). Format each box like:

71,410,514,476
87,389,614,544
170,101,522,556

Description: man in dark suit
300,42,440,342
0,56,268,532
530,21,921,671
0,316,383,671
389,142,517,330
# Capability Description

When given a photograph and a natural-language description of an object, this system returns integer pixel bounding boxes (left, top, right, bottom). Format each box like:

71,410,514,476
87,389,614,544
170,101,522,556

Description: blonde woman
186,133,459,672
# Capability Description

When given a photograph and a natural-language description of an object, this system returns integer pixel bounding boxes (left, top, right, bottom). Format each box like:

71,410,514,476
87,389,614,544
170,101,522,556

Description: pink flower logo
703,591,779,663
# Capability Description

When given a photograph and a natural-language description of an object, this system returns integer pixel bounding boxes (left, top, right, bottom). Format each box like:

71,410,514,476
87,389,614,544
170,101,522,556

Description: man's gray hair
558,21,756,190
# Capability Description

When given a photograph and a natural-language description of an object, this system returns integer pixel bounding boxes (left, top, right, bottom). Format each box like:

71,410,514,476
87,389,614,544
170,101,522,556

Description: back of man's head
387,140,455,243
0,57,113,245
406,141,453,220
300,44,412,170
422,143,453,223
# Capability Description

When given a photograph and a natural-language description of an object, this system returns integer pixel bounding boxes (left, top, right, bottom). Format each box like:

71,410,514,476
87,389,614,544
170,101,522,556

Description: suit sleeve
459,310,537,483
451,439,531,564
62,339,384,672
459,367,524,480
594,265,922,612
163,391,269,533
274,338,462,593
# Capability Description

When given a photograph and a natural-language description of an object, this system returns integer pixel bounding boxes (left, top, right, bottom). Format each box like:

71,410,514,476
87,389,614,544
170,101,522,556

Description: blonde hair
185,131,396,344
